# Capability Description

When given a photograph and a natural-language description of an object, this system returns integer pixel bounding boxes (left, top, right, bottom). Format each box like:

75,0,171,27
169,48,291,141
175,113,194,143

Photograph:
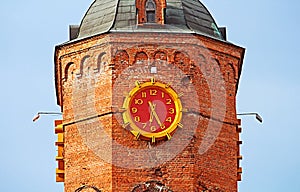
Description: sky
0,0,299,191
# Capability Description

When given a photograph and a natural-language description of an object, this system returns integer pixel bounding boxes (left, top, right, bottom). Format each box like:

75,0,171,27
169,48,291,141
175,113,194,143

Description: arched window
146,0,156,23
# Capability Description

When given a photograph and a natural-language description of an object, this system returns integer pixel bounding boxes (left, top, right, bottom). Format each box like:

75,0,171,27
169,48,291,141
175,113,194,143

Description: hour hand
148,101,162,126
149,103,155,123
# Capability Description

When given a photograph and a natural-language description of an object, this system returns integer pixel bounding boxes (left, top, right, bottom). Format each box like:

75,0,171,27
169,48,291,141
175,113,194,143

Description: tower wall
55,32,244,192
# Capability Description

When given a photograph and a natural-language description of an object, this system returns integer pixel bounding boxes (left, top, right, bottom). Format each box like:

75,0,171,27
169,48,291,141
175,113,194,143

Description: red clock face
129,86,177,134
122,80,183,141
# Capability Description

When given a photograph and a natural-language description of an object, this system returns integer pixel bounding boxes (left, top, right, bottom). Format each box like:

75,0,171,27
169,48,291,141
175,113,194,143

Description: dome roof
77,0,225,40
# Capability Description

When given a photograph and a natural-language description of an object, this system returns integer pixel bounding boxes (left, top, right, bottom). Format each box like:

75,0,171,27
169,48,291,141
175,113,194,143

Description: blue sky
0,0,299,191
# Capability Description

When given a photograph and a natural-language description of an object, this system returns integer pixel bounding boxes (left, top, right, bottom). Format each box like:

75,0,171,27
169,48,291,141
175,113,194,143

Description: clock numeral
150,126,157,132
142,123,147,129
142,92,147,98
160,124,166,130
166,99,172,105
134,116,141,122
166,117,172,122
169,108,175,114
150,90,157,96
135,99,143,105
131,107,138,114
161,92,165,98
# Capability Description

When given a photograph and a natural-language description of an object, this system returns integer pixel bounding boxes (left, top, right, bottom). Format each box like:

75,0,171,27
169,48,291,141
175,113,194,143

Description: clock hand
149,103,155,123
148,101,162,126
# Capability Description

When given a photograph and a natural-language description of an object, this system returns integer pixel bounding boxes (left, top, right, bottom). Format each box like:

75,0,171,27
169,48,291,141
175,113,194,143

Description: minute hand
148,101,162,126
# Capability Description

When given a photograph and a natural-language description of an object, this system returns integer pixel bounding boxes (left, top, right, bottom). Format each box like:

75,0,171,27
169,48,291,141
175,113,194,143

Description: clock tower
54,0,245,191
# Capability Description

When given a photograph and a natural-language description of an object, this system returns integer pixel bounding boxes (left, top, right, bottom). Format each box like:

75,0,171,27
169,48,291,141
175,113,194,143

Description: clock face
122,79,182,142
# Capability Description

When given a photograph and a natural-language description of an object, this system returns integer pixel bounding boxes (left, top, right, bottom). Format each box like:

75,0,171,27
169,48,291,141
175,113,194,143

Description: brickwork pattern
54,32,244,192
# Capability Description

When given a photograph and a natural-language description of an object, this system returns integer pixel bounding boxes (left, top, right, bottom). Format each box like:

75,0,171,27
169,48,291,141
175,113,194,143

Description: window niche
146,0,156,23
136,0,166,24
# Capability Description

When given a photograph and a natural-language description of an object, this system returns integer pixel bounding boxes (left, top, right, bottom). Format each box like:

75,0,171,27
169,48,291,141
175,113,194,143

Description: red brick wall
55,32,244,192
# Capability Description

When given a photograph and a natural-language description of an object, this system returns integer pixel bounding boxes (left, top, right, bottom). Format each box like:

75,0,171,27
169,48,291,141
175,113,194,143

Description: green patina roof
77,0,224,40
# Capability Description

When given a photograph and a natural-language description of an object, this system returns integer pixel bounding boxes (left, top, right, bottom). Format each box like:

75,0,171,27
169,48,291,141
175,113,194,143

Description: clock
122,78,183,142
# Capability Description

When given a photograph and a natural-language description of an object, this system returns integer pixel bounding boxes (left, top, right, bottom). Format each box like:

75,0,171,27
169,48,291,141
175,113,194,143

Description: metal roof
77,0,224,40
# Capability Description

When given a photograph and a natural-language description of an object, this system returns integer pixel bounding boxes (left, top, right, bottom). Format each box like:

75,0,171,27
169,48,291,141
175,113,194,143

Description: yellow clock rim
122,81,183,140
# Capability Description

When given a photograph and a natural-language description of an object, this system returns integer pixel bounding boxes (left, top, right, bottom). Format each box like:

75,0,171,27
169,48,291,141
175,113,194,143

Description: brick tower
54,0,245,191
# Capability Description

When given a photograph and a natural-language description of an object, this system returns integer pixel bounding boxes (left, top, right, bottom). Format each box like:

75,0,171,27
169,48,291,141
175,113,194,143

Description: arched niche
154,50,167,61
152,50,167,72
76,55,91,78
63,62,76,82
226,63,236,84
225,63,236,96
134,51,148,64
201,57,218,78
198,53,207,67
114,50,129,66
173,51,190,66
95,52,107,73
